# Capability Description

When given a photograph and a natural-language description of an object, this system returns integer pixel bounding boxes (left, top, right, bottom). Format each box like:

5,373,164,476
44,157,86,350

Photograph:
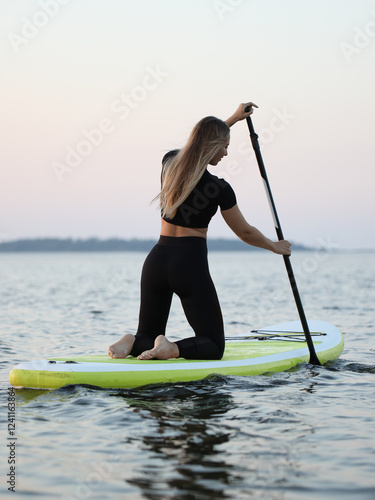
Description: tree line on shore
0,237,311,252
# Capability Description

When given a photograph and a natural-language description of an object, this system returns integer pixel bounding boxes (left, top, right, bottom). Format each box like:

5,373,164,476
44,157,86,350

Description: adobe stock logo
51,65,169,182
7,0,72,53
340,11,375,63
214,106,296,185
213,0,244,21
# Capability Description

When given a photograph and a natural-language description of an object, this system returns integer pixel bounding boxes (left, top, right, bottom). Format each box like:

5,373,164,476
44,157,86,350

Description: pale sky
1,0,374,249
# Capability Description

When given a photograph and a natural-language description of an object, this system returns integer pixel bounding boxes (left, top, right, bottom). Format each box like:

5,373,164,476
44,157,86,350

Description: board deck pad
9,320,344,390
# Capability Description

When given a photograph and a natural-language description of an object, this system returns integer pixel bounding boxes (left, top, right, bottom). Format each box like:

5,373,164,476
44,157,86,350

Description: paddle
244,108,321,365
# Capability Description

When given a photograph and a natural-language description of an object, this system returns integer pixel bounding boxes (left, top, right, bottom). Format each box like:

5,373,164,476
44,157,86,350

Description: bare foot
108,334,135,358
137,335,179,360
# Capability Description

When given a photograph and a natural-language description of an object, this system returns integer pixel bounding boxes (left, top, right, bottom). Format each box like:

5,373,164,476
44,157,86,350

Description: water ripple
2,252,375,499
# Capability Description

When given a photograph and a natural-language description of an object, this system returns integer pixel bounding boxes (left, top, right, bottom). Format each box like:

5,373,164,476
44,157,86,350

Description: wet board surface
9,320,344,390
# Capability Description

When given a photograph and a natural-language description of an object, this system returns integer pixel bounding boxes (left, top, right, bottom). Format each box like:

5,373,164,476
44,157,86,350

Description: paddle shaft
245,113,321,365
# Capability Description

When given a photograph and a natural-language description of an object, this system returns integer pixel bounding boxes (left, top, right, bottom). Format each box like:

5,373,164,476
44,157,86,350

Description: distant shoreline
0,237,316,252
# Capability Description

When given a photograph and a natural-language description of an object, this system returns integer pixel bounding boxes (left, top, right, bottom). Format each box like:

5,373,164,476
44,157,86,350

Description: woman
108,102,291,361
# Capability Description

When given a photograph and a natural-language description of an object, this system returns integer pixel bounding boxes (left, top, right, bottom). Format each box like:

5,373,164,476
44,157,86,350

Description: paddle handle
245,113,321,365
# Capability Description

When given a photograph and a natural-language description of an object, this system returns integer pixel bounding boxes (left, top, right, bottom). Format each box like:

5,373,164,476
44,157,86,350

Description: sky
1,0,374,250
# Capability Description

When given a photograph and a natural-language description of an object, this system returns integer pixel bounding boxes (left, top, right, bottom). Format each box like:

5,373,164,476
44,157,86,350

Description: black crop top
162,169,237,228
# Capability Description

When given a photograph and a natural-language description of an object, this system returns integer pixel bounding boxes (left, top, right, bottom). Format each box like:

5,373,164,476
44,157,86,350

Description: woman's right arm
221,205,291,255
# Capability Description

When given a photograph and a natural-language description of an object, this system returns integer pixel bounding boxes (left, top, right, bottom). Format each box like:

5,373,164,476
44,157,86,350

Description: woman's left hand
240,101,258,118
226,102,258,127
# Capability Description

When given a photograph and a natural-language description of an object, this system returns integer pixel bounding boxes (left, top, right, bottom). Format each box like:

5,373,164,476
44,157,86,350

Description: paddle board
9,320,343,390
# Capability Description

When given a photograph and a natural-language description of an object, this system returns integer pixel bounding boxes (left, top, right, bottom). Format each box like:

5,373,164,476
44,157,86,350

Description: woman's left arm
225,102,258,127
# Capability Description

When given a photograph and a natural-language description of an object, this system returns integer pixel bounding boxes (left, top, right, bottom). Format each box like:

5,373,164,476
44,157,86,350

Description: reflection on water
101,375,315,500
2,252,375,499
118,382,235,499
5,354,375,499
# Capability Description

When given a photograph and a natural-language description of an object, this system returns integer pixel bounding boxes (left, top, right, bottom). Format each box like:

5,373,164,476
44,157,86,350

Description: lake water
1,250,374,499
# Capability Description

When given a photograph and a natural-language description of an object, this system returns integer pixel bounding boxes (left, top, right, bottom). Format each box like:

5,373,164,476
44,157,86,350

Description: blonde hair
157,116,230,219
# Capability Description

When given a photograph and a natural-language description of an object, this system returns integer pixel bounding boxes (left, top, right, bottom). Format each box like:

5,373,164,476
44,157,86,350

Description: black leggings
130,236,225,360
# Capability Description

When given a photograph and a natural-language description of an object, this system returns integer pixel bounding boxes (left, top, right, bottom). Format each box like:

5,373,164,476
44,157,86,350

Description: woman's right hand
273,240,292,256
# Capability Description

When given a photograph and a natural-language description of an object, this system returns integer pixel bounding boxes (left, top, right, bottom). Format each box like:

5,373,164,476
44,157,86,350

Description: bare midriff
160,219,208,239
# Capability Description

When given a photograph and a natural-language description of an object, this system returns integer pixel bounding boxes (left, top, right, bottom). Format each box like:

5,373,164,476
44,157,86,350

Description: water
1,250,374,499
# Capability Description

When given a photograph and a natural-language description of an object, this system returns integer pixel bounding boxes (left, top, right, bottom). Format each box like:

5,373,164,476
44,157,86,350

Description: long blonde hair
157,116,230,219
